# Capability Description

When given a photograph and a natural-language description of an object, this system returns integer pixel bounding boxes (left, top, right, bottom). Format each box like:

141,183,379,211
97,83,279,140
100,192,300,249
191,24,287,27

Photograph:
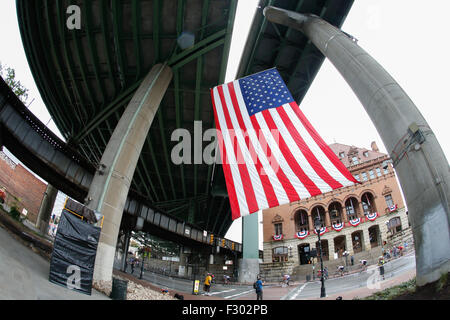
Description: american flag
211,68,358,220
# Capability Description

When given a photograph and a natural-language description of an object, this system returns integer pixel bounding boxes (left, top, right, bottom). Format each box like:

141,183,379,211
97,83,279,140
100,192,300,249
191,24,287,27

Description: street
121,252,416,300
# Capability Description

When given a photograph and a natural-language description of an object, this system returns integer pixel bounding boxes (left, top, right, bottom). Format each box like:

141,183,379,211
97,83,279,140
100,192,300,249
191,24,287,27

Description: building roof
329,142,387,168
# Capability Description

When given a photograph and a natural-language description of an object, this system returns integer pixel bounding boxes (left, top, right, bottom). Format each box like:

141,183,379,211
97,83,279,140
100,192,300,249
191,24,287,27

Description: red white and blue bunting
388,204,398,212
366,212,378,221
332,221,345,231
273,234,283,241
349,217,361,227
295,230,309,239
313,227,327,236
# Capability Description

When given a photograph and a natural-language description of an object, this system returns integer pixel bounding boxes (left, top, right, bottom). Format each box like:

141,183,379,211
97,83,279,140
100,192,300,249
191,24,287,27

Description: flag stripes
211,70,358,220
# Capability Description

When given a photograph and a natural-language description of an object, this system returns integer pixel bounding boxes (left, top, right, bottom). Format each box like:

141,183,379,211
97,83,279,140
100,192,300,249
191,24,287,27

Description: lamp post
314,217,326,298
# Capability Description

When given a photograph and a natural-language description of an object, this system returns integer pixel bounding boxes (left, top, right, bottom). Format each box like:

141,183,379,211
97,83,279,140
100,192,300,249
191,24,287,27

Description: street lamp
314,216,326,298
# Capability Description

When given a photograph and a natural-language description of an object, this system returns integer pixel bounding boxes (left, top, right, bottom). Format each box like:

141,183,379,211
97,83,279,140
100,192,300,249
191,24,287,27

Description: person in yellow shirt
203,273,212,296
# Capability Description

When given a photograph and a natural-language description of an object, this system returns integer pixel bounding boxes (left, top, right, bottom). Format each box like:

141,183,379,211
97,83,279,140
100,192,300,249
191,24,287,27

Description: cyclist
282,274,291,286
223,275,231,285
337,265,345,277
359,259,368,273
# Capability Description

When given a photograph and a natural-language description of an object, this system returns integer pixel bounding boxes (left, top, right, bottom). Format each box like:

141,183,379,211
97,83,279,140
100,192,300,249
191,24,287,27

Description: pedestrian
254,275,264,300
203,273,213,296
130,257,136,274
350,255,354,266
378,256,385,280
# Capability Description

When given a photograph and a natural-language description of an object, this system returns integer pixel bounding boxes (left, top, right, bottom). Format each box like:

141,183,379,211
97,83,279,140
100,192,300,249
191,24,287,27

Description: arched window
361,192,376,215
311,206,326,227
328,201,343,224
294,210,309,231
345,197,359,220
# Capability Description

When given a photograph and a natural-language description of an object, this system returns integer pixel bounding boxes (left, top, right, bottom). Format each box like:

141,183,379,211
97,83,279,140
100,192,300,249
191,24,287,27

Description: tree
0,62,29,103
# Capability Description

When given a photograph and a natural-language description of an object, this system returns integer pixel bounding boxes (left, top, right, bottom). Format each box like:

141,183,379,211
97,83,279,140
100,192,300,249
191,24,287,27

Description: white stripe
232,81,290,205
222,84,268,210
210,289,236,295
284,104,355,187
269,107,333,194
290,282,308,300
254,112,311,200
213,87,249,215
224,289,255,299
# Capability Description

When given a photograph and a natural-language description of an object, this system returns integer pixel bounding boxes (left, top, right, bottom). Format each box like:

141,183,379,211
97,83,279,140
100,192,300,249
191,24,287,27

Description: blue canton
238,69,294,116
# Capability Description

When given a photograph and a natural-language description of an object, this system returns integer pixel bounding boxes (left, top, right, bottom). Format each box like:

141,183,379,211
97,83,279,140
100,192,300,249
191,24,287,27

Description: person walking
254,275,264,300
378,256,385,280
203,273,213,296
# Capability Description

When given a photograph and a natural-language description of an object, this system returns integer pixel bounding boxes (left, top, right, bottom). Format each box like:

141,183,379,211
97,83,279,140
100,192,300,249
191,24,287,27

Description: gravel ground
93,275,176,300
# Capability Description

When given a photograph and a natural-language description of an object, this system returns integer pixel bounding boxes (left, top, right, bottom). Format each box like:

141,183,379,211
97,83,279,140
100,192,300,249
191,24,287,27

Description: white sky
1,1,449,247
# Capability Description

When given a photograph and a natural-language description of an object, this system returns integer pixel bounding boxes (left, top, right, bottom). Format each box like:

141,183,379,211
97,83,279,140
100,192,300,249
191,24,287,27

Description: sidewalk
310,268,416,300
0,213,109,300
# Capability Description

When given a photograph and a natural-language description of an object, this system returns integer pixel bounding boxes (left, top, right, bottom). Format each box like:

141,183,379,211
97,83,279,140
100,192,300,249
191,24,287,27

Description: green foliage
436,272,448,292
0,62,29,103
9,205,22,222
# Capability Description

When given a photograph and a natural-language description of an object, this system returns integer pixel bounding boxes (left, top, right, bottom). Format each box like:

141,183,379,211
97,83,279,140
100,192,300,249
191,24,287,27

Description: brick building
0,150,46,223
261,141,410,279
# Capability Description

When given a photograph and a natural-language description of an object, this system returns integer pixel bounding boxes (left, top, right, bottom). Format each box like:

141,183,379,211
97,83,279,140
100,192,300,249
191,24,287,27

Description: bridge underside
17,0,237,236
16,0,354,238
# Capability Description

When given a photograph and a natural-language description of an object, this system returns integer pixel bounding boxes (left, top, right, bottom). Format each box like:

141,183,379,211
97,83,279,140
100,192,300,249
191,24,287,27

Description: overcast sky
0,1,449,246
224,0,450,245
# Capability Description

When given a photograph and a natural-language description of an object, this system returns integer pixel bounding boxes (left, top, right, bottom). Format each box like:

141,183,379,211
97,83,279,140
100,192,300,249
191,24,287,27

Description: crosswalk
206,288,255,299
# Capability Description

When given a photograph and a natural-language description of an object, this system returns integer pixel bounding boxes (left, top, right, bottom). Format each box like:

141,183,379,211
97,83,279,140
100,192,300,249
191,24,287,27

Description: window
383,166,389,174
355,174,360,182
361,172,368,181
369,170,375,179
376,167,382,177
274,223,283,236
272,246,288,262
363,151,369,157
388,217,402,234
339,152,345,158
352,156,359,165
385,194,394,207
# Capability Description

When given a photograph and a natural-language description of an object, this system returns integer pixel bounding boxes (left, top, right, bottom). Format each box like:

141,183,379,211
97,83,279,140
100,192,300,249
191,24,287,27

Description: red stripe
261,109,322,197
248,114,300,203
210,88,241,220
277,106,343,190
289,102,358,184
217,85,259,215
227,83,279,208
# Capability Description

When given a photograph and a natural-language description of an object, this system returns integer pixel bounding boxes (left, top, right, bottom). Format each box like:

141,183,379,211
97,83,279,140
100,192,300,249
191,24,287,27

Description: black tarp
49,208,100,295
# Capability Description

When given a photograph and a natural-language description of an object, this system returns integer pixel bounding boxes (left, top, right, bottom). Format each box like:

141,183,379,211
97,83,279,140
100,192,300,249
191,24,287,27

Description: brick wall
0,151,46,224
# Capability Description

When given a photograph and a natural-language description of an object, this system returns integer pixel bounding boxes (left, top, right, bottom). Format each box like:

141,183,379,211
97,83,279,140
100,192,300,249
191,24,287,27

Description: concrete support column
238,212,260,283
264,7,450,286
35,184,58,234
178,246,187,277
86,64,173,282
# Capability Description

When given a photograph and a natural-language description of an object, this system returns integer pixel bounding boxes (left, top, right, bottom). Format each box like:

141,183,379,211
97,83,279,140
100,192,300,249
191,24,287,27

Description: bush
9,205,23,222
